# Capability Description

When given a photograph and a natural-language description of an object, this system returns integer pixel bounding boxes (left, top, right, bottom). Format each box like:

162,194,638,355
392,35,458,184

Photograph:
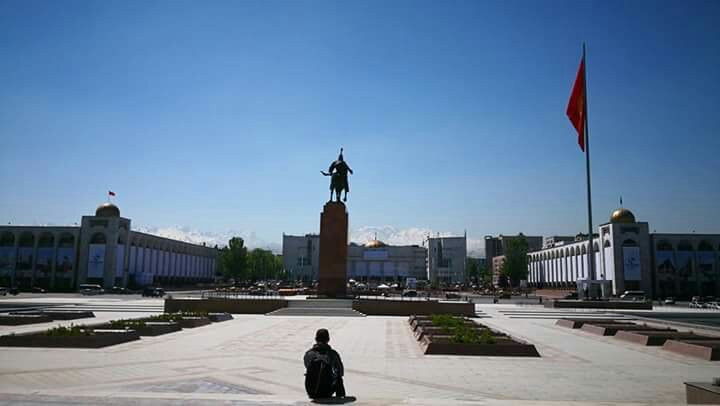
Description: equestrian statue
321,148,353,202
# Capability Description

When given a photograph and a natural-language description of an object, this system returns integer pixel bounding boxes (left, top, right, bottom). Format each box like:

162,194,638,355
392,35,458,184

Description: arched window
622,239,637,247
656,241,673,251
90,233,106,244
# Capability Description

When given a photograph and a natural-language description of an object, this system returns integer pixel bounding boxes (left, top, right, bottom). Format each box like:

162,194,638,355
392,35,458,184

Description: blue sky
1,0,719,250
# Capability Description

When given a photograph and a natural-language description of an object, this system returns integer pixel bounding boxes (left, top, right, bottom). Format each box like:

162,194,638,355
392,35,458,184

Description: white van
79,284,104,295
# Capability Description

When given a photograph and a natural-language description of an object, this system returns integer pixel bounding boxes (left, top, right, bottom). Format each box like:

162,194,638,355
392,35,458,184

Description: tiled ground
0,302,718,405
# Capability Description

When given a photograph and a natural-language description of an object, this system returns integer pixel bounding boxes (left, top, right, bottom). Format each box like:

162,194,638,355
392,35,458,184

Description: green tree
219,237,248,281
247,248,284,281
478,264,492,286
500,234,529,287
466,259,479,284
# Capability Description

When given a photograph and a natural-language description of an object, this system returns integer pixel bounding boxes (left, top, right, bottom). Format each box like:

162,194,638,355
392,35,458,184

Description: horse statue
321,148,353,202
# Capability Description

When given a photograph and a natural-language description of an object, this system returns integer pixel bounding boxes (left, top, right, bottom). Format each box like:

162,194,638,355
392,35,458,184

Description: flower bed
409,314,540,357
100,318,181,336
0,324,139,348
145,312,211,328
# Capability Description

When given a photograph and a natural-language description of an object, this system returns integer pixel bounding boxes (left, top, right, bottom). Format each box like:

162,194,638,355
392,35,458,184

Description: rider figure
322,148,353,202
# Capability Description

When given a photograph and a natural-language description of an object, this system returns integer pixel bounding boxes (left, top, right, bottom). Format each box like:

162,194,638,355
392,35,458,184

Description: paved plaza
0,296,719,405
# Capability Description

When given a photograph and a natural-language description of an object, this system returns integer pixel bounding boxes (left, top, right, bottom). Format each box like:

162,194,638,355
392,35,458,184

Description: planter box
685,382,720,404
410,319,476,332
0,329,140,348
10,310,95,320
0,314,52,325
580,323,674,336
556,318,628,329
421,335,540,357
354,300,474,317
663,340,720,361
165,298,286,314
414,326,503,342
178,317,211,328
208,313,233,322
615,331,712,346
545,300,652,310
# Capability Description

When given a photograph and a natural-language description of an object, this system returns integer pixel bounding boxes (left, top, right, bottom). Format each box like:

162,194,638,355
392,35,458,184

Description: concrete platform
0,301,718,404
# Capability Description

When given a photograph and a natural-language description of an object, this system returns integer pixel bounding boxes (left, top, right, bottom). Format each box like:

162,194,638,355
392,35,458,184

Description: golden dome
365,239,387,248
610,207,635,224
96,202,120,217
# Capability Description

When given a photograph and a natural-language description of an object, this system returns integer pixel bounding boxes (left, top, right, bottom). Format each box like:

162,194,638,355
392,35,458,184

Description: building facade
348,239,427,283
491,255,506,287
0,203,218,290
427,236,467,284
282,234,320,282
485,234,543,269
527,207,720,299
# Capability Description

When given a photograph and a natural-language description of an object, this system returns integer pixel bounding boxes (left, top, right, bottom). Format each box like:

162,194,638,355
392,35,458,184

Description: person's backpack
305,351,333,398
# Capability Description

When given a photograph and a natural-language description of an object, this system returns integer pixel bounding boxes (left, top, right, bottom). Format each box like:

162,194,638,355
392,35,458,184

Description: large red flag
566,56,586,151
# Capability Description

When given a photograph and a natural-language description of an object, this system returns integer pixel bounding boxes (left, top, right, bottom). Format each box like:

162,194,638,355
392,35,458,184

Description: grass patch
430,314,495,344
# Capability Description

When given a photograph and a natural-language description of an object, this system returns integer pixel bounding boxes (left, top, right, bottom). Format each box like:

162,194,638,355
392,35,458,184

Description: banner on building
88,244,106,278
623,246,641,280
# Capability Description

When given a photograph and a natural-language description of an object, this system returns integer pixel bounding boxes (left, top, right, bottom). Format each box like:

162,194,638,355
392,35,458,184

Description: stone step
266,307,365,317
286,299,354,309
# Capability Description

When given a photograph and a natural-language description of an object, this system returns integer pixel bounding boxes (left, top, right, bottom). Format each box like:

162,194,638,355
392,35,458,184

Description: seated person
304,328,346,399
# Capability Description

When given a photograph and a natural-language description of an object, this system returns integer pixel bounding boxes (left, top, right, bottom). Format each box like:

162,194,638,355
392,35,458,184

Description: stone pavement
0,303,718,405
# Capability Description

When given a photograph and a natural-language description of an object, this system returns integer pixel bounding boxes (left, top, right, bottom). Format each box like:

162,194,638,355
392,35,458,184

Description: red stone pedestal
318,202,348,298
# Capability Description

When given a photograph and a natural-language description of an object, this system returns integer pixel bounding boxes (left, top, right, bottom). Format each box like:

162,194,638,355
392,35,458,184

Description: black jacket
304,343,344,378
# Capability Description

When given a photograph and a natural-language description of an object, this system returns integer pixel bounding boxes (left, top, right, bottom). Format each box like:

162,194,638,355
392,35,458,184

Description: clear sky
2,0,719,251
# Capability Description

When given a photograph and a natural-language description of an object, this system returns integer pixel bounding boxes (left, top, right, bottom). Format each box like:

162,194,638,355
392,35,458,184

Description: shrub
109,319,147,329
146,311,207,322
45,324,94,336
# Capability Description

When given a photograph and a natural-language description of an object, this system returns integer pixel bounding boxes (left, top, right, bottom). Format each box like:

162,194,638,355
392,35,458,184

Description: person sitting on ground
304,328,346,399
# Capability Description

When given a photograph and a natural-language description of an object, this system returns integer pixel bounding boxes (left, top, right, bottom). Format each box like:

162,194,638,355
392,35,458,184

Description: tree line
218,237,284,282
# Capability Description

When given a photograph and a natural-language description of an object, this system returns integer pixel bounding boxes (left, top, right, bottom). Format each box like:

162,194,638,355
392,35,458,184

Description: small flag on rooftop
108,190,116,197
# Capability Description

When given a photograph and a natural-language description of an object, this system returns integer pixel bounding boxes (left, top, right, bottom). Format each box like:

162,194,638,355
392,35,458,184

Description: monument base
318,201,348,298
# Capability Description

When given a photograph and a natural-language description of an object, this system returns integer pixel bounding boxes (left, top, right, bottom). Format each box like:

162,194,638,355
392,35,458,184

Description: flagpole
582,42,595,282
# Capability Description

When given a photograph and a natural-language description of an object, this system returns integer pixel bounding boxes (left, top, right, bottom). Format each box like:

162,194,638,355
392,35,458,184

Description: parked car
707,302,720,310
79,284,104,295
663,297,676,305
564,292,579,300
620,290,646,301
7,287,19,295
402,290,418,297
445,292,461,299
142,287,165,297
109,286,131,294
31,287,46,293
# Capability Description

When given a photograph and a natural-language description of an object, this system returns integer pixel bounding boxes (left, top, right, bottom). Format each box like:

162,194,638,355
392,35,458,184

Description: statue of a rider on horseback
321,148,353,202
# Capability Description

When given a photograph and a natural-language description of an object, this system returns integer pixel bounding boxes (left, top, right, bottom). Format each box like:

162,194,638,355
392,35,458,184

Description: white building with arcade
0,203,218,290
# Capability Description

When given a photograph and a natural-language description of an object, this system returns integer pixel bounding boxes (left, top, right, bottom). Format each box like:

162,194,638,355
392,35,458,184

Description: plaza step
266,299,365,317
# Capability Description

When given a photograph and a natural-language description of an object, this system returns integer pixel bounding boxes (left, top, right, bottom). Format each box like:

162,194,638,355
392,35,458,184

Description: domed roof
610,207,635,224
96,202,120,217
365,239,387,248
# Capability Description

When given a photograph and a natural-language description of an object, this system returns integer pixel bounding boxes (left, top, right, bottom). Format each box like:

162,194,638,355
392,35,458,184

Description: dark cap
315,328,330,343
